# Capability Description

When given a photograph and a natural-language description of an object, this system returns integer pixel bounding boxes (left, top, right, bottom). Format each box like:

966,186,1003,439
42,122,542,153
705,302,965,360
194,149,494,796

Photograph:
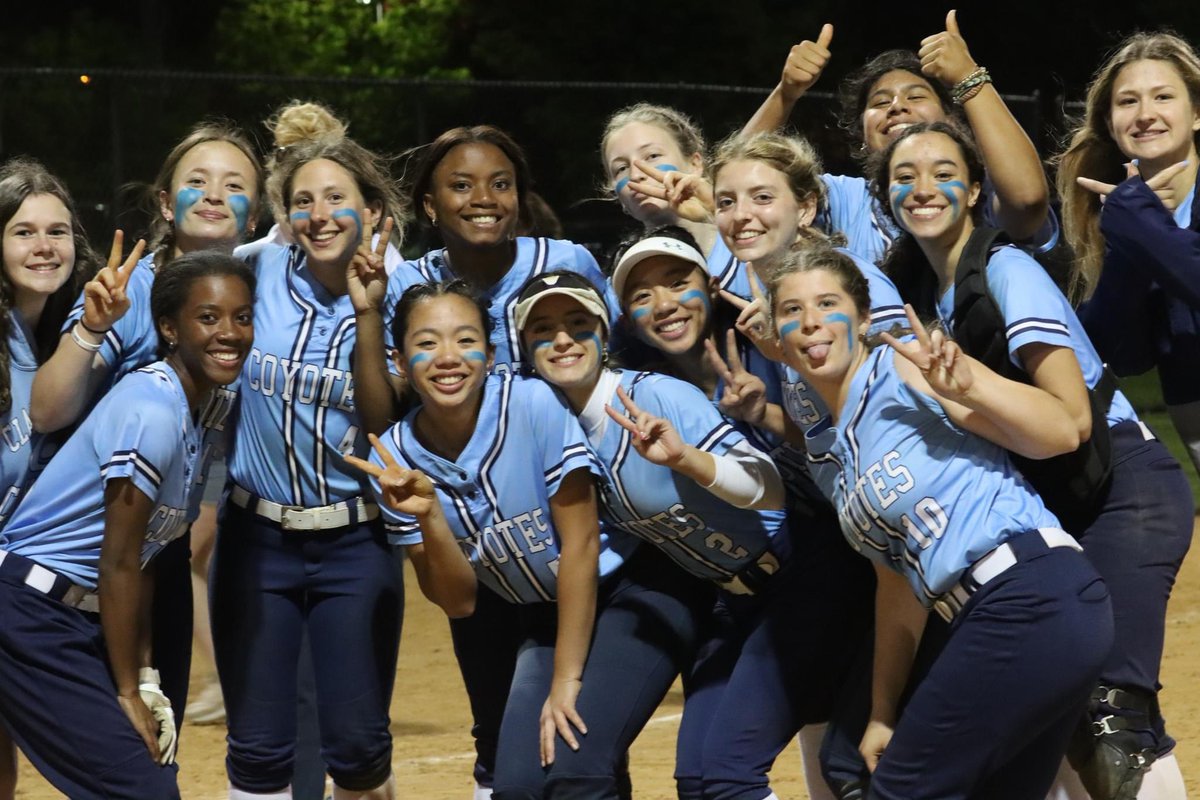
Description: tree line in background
4,0,1200,252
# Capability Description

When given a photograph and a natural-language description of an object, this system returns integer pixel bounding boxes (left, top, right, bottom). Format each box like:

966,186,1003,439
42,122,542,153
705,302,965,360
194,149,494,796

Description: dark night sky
9,0,1200,95
6,0,1200,241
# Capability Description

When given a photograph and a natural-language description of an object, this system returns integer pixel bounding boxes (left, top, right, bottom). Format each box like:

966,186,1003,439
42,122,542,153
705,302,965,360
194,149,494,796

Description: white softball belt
932,527,1081,623
0,549,100,613
229,484,380,531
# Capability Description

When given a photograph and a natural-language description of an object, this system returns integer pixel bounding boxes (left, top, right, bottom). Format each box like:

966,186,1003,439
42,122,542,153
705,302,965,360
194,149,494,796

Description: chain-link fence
0,67,1070,259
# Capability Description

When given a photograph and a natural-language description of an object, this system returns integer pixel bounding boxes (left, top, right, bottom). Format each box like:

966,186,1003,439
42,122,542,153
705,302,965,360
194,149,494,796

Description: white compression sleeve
701,439,784,510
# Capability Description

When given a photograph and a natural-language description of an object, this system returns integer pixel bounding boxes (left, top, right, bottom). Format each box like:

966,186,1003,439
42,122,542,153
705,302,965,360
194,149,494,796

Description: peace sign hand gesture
630,160,715,223
780,24,834,103
718,263,783,363
83,231,146,333
348,217,394,314
343,433,438,518
706,329,768,425
880,304,973,402
605,385,688,467
918,10,977,88
1077,159,1190,211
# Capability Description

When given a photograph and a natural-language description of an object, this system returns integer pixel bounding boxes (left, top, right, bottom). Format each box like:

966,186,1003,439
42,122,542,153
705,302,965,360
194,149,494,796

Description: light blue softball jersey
372,373,619,604
805,346,1060,605
0,362,206,588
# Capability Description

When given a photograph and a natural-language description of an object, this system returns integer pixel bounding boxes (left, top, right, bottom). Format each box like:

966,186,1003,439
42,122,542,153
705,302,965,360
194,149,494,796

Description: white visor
610,235,709,299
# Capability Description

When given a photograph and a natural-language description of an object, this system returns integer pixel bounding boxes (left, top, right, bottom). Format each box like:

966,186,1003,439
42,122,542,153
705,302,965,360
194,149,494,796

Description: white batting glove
138,668,177,766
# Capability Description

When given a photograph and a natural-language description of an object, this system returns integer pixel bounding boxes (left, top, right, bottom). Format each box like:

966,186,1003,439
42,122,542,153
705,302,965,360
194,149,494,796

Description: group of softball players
0,11,1196,800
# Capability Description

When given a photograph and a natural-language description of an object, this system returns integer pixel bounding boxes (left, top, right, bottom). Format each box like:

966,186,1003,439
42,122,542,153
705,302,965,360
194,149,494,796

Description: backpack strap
951,226,1015,381
950,226,1115,527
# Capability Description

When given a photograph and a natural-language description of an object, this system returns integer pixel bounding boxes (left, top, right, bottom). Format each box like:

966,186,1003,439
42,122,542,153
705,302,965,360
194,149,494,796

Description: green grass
1117,371,1200,503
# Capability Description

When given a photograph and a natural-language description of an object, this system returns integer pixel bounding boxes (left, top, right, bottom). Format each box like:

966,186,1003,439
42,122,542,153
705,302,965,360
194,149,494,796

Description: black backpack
950,226,1116,530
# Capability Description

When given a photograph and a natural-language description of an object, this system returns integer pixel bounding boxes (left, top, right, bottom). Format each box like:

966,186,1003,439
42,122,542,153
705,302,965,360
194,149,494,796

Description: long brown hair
1056,31,1200,301
0,159,100,410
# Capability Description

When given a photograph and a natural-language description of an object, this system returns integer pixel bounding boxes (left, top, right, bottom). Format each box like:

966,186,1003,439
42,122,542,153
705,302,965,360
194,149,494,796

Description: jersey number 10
900,497,947,550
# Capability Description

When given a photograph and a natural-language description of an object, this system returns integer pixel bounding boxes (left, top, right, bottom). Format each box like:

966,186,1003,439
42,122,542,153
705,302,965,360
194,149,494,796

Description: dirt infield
16,521,1200,798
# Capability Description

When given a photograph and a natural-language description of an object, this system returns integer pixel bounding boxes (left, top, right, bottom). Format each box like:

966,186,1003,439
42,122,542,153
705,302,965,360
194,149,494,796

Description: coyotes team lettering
245,349,355,411
610,502,747,560
839,450,947,549
460,508,553,568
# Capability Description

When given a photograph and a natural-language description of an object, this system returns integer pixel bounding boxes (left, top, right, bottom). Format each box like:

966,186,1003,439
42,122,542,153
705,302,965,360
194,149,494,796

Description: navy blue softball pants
0,569,180,799
448,580,525,787
675,499,875,800
822,422,1195,795
211,502,403,794
1074,421,1194,753
492,547,715,800
868,535,1113,800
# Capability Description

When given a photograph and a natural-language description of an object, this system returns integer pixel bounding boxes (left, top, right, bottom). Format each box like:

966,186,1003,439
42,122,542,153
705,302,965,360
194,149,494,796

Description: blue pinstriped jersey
373,374,617,604
934,245,1137,429
705,235,753,301
228,242,425,507
805,346,1059,604
0,317,60,528
0,362,204,588
591,370,785,582
817,174,898,266
408,237,619,374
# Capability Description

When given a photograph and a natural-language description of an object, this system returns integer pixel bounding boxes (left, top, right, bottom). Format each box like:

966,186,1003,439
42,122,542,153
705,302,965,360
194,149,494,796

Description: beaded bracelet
952,66,992,105
70,322,103,353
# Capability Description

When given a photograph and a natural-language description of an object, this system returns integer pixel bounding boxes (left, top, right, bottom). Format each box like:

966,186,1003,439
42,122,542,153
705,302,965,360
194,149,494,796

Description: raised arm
606,384,785,510
920,11,1049,242
348,218,406,435
882,306,1081,459
346,434,477,616
742,24,834,136
1095,169,1200,309
30,234,144,432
